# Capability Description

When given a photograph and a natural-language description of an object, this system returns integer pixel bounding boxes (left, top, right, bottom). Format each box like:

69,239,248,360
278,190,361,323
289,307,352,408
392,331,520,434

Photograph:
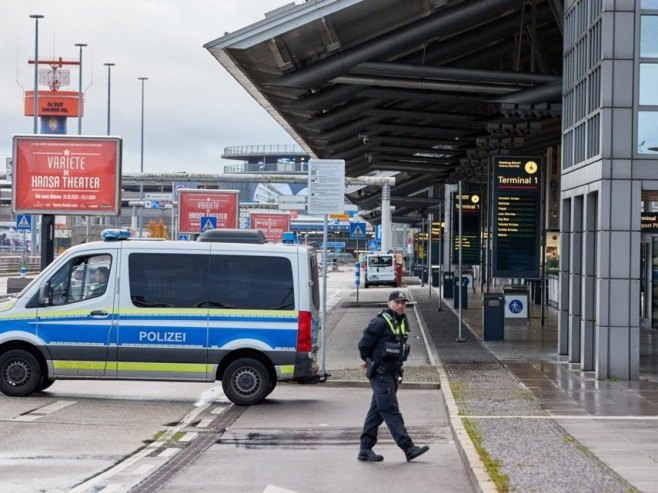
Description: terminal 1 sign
12,135,121,215
491,156,542,279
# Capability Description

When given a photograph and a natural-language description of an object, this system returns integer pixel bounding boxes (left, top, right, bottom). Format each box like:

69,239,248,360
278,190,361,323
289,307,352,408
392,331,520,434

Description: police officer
357,290,430,462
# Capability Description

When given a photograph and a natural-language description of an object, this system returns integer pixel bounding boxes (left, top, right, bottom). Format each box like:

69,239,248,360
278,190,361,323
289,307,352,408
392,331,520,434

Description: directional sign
350,222,366,239
16,214,31,231
200,216,217,232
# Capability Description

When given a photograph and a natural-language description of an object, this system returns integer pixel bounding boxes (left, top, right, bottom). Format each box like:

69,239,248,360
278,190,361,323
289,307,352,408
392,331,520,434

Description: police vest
380,311,408,337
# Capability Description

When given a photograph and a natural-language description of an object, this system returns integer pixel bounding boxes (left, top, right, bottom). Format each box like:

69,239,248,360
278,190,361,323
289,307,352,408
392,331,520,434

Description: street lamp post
30,14,44,134
138,77,148,237
74,43,87,135
104,63,115,135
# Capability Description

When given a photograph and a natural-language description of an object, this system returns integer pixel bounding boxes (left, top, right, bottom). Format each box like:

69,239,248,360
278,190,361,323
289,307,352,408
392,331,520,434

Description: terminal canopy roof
205,0,563,225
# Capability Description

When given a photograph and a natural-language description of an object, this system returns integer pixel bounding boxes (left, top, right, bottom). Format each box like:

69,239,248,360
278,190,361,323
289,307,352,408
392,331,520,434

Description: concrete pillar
381,184,391,251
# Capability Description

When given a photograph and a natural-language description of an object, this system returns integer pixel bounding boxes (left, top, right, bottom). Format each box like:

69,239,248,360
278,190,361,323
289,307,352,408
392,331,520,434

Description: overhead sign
250,212,291,242
307,159,345,215
16,214,31,231
178,189,239,234
350,222,367,239
24,90,81,117
451,192,481,266
12,135,121,215
492,156,542,279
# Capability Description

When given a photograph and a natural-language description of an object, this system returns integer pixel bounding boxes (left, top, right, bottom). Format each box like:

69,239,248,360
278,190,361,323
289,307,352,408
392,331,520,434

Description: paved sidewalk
409,276,658,493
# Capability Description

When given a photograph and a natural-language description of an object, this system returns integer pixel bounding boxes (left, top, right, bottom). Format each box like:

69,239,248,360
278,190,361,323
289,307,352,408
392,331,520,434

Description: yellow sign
329,214,349,220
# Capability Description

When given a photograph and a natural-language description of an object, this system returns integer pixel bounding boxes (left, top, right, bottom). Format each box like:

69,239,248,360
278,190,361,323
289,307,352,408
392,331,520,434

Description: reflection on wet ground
459,290,658,418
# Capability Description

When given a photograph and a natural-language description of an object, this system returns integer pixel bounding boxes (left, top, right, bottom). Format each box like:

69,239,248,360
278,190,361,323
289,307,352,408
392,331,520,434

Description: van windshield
368,256,393,268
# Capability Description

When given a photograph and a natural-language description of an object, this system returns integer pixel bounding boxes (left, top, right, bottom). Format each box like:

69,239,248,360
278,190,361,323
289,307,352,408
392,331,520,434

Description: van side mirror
38,282,51,306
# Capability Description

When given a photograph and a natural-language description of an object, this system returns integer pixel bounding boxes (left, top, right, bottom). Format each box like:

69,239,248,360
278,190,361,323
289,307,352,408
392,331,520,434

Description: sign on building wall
178,189,239,234
491,156,542,279
250,212,291,242
12,135,121,215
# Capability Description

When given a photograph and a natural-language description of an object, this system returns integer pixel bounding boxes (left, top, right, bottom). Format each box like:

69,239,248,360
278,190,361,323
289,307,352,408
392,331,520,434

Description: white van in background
364,253,397,288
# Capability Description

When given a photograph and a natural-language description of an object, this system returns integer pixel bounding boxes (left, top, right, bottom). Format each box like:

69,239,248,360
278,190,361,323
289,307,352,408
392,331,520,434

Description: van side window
129,253,208,308
208,255,294,310
368,255,393,267
49,254,112,305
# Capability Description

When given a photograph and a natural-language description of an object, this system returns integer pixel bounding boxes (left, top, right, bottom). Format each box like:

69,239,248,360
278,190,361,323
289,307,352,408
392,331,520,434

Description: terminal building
204,0,658,381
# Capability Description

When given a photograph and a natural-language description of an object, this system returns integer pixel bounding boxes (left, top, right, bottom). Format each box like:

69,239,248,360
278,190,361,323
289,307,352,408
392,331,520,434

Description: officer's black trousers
360,372,414,452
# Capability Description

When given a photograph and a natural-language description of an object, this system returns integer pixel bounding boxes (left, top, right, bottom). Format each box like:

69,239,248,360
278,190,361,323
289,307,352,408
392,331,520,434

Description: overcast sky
1,0,298,175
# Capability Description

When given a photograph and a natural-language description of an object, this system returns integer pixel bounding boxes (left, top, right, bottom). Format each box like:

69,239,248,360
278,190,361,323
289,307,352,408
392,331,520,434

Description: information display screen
491,156,542,279
451,192,481,266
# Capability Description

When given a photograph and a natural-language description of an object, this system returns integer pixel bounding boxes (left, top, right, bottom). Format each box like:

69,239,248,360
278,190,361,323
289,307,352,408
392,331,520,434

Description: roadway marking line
131,464,155,475
179,432,198,442
12,415,41,422
98,484,122,493
158,448,179,458
211,405,229,414
264,485,298,493
12,400,77,421
465,415,658,420
197,418,213,428
68,404,209,493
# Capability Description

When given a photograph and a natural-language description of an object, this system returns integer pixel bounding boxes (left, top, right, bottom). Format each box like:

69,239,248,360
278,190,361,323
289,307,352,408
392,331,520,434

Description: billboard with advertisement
178,189,239,234
250,212,291,243
12,135,121,215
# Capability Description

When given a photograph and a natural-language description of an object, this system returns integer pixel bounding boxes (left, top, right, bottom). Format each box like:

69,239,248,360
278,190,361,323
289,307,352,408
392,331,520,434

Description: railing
222,144,307,157
0,256,41,276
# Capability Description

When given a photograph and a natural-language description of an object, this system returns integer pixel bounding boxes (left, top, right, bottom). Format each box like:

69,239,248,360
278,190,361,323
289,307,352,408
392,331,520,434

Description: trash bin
431,266,440,287
453,276,468,309
483,293,504,340
443,272,454,298
395,262,403,287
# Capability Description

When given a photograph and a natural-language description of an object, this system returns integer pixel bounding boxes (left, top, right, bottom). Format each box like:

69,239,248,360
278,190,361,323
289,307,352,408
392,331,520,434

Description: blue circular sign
509,299,524,314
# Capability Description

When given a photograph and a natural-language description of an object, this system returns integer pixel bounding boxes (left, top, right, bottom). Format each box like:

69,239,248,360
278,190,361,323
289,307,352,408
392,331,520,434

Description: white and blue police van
0,229,324,405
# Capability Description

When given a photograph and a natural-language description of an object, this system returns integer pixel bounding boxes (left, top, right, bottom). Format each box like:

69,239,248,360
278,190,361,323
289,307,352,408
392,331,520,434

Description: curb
321,379,440,389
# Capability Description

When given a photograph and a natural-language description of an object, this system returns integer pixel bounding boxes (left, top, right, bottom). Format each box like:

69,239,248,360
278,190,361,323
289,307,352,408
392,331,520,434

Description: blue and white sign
374,225,382,241
178,234,190,241
16,215,31,231
200,216,217,232
368,240,380,251
350,222,367,240
504,293,528,318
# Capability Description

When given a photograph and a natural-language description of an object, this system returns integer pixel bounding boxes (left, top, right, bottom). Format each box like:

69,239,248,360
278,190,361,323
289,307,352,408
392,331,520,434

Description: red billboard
178,189,239,234
12,135,121,215
250,212,291,242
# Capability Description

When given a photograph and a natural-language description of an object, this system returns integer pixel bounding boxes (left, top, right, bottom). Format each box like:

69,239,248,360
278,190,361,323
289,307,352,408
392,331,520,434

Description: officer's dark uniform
357,291,428,461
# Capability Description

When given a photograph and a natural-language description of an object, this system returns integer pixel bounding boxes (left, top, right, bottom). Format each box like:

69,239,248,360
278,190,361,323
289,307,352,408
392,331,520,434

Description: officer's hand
360,361,367,370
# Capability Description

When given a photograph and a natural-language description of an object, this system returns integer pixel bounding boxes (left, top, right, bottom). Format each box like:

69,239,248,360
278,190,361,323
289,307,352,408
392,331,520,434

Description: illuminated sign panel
178,189,239,234
24,91,82,117
451,192,481,265
12,135,121,215
492,156,542,279
250,212,291,242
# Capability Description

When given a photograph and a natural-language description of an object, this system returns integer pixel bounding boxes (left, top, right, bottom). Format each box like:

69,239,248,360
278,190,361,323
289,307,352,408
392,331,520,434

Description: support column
581,192,597,370
568,196,583,362
558,198,571,355
381,184,391,251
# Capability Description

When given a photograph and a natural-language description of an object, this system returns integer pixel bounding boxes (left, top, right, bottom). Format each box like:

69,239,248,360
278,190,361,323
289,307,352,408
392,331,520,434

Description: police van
0,230,323,405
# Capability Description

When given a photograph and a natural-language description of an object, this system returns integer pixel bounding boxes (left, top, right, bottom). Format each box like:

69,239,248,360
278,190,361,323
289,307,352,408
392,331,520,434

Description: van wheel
266,379,278,396
39,377,56,391
0,349,42,397
222,358,270,406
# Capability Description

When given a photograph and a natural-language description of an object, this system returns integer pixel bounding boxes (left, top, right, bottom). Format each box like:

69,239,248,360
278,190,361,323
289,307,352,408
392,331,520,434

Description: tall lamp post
30,14,44,134
74,43,87,135
138,77,148,237
104,63,115,135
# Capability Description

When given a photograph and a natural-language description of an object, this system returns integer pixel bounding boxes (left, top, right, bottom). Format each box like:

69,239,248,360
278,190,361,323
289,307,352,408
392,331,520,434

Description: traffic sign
350,222,366,239
16,214,31,231
178,234,190,241
368,240,380,251
200,216,217,232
